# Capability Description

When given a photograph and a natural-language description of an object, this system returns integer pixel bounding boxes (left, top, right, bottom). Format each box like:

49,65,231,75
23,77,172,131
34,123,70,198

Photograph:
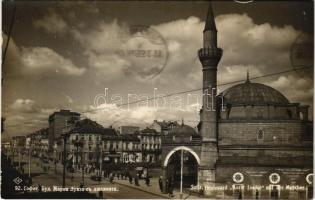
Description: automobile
90,175,102,181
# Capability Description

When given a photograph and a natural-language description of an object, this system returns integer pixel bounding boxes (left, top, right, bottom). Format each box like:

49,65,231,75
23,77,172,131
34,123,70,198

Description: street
14,155,164,199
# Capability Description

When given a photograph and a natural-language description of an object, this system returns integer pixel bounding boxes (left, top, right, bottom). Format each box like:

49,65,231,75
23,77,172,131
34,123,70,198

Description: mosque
160,2,313,199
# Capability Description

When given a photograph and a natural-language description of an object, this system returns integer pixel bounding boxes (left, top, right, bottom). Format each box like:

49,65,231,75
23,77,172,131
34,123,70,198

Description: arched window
257,109,263,119
257,129,264,143
287,109,292,119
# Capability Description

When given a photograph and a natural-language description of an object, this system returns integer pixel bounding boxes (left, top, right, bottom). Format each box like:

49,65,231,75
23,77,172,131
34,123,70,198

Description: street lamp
74,138,84,186
180,149,184,199
62,133,70,188
99,142,103,183
28,144,31,179
61,119,72,187
81,145,85,186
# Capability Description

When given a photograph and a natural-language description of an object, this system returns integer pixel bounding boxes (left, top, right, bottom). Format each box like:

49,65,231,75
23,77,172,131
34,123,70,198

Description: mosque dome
170,124,197,137
221,79,290,106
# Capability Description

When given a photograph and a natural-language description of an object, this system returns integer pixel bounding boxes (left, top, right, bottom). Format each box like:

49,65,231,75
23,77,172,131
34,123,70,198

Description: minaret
198,1,222,195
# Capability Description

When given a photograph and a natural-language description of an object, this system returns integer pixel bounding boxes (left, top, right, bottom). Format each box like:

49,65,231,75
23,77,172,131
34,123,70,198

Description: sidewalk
113,178,204,199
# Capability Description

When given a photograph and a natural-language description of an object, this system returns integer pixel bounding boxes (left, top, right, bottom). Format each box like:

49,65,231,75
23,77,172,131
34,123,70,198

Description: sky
2,0,314,139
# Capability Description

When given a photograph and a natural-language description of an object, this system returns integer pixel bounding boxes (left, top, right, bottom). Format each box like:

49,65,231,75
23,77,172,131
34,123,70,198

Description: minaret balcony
198,47,223,67
198,47,222,60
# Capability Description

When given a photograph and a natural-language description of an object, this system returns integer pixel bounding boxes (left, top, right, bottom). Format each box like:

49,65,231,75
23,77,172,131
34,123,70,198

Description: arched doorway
163,146,200,189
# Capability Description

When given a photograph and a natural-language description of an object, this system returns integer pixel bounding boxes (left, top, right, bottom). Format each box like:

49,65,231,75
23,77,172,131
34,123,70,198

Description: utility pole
180,149,184,199
81,147,85,186
100,143,103,180
62,134,67,188
62,119,71,187
18,148,21,169
28,147,31,178
11,144,15,166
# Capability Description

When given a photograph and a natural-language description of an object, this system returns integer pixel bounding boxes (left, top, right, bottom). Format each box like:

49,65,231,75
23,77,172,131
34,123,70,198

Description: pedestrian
28,177,33,185
38,184,42,192
128,174,133,184
165,178,169,194
135,175,139,186
199,186,204,197
145,176,150,186
109,173,114,184
255,189,259,199
158,176,163,192
99,191,103,199
168,178,174,198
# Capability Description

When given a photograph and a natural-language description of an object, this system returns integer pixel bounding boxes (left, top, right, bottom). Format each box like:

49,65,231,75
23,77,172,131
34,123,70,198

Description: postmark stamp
116,25,169,80
290,32,313,78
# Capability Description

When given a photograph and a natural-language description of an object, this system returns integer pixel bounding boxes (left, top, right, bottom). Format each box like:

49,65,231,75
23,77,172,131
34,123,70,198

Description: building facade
48,109,80,150
118,126,140,135
139,128,162,163
67,119,142,169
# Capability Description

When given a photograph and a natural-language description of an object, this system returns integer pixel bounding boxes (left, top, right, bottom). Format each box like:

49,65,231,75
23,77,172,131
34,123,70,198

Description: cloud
33,11,68,34
68,13,303,88
217,14,299,69
269,75,313,104
83,103,199,129
3,34,85,77
20,47,85,76
5,99,56,137
71,20,173,81
62,93,74,105
10,99,38,113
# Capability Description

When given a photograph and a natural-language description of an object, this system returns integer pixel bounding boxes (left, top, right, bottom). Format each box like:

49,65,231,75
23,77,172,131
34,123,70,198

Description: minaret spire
204,2,217,32
203,1,217,48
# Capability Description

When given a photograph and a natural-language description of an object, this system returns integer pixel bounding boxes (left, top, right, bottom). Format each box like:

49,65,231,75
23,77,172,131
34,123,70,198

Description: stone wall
218,120,312,146
221,105,299,120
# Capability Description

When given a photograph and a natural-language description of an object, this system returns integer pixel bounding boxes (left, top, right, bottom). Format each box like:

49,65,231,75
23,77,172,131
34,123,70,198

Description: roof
49,109,80,120
170,124,197,137
221,80,290,106
69,119,116,135
103,134,140,142
140,128,159,135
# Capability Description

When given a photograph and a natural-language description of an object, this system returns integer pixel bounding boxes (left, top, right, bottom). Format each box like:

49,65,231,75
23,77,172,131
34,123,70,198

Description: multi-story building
113,134,141,163
138,128,162,163
11,136,26,150
48,109,80,150
10,136,26,161
30,128,49,158
67,119,142,168
67,118,115,167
